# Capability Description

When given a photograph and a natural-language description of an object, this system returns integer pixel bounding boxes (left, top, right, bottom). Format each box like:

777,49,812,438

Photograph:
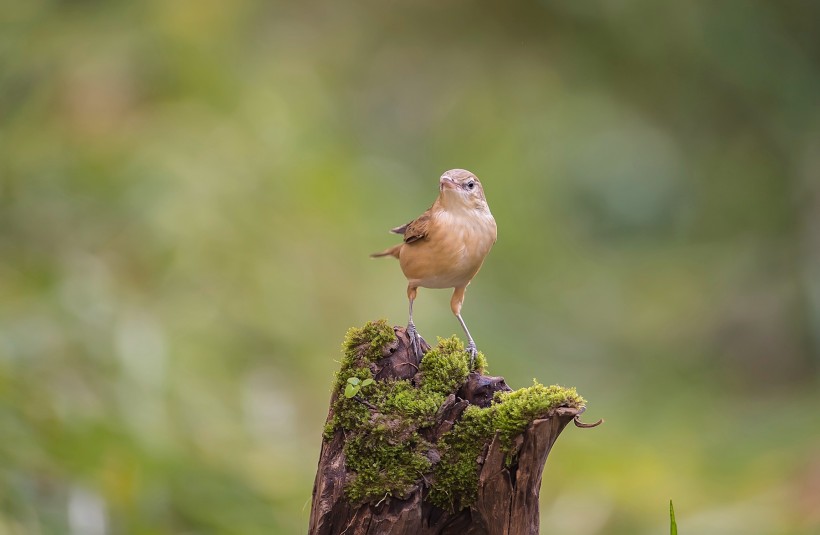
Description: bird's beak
439,176,457,191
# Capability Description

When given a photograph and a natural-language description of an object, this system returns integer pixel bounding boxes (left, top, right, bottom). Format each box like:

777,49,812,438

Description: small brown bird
372,169,497,362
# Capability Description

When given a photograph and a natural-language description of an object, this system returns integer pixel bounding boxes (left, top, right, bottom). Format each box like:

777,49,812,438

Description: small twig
352,395,378,411
555,406,603,428
397,361,419,372
339,517,354,535
573,415,603,428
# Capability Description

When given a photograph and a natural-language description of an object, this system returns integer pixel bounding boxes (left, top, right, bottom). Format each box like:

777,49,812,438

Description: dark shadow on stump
309,324,600,535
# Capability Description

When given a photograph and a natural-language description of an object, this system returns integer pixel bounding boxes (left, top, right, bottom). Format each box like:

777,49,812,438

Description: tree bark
309,325,598,535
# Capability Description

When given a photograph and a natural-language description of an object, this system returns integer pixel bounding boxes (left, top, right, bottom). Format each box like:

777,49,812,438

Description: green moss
327,331,486,503
335,376,445,503
421,335,487,376
428,380,585,512
344,422,432,503
325,321,585,510
419,336,471,394
491,381,585,448
342,319,396,362
326,333,478,438
379,380,444,427
324,321,397,439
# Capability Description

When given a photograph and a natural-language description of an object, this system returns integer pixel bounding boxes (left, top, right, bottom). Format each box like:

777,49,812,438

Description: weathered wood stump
309,321,599,535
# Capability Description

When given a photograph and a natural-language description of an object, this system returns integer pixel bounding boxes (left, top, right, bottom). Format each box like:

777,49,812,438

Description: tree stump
309,321,599,535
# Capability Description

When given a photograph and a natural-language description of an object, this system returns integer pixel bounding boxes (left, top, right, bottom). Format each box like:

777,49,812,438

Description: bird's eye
466,181,476,190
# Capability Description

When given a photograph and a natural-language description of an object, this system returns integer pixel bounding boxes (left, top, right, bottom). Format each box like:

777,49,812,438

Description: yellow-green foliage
428,381,585,512
327,322,584,509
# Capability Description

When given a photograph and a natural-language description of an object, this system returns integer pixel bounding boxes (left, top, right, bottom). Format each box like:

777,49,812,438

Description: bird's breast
399,209,496,289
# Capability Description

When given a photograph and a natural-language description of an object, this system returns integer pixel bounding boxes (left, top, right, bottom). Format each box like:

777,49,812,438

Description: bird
371,169,497,363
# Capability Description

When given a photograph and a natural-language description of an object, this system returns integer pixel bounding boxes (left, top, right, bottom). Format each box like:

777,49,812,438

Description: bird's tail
370,244,402,259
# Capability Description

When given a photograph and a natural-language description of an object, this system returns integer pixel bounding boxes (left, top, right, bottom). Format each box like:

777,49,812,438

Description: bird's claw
407,323,423,359
466,342,478,369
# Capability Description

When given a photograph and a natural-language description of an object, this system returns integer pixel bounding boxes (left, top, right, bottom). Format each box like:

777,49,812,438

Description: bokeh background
2,1,820,533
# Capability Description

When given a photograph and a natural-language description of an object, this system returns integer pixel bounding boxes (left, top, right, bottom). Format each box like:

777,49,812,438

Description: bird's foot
466,341,478,369
407,322,423,359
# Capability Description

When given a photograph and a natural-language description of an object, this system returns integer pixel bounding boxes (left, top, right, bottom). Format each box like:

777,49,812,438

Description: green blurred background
2,1,819,533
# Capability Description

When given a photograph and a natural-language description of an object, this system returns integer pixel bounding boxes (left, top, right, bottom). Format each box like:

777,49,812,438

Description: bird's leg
406,286,422,358
451,287,478,368
456,313,478,366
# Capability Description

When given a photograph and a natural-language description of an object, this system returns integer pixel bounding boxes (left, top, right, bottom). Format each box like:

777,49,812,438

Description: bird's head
438,169,488,211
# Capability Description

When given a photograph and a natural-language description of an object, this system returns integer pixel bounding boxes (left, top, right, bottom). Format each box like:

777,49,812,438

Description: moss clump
428,380,585,512
324,321,397,438
342,319,396,362
490,381,585,448
327,327,476,503
344,421,432,503
379,380,443,427
337,404,432,504
324,321,585,509
420,335,485,393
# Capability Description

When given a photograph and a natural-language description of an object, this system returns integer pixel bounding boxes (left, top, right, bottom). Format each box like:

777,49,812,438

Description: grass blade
670,500,677,535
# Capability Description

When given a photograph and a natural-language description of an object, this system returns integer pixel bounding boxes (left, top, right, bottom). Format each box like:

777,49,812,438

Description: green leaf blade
670,500,677,535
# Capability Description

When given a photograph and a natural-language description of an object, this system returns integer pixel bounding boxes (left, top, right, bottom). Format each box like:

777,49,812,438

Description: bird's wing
399,209,432,244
